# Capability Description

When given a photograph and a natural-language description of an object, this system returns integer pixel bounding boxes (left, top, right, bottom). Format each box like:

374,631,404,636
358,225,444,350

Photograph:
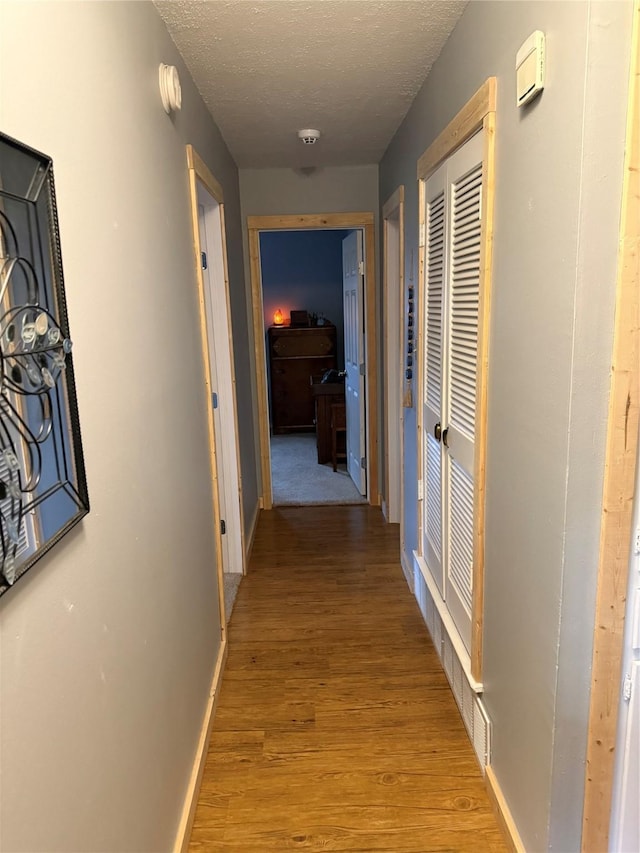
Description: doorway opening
261,228,365,506
248,213,378,510
187,146,246,624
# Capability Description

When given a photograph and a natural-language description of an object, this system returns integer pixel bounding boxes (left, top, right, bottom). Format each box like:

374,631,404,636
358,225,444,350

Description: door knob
434,422,442,441
442,428,449,447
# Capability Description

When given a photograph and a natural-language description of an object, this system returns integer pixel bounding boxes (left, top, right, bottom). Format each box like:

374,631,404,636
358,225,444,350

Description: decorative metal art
0,133,89,597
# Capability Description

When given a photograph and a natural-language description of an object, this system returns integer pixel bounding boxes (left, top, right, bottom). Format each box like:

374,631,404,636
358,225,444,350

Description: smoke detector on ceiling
298,129,321,145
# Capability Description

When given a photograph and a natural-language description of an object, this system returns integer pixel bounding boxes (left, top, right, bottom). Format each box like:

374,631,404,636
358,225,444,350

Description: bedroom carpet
223,572,242,622
270,433,367,506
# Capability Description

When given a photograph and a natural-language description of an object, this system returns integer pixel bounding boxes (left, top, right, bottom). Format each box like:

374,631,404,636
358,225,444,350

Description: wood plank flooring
189,506,505,852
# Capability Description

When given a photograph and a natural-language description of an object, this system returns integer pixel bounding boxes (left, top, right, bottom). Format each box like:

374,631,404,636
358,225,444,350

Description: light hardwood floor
189,506,505,852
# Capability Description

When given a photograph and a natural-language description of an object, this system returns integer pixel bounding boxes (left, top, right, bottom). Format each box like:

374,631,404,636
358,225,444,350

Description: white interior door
197,186,243,575
342,230,366,495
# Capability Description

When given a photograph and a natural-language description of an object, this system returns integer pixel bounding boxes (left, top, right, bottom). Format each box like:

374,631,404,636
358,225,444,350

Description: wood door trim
582,5,640,849
185,149,227,635
248,226,273,509
382,185,405,220
471,108,496,681
417,78,497,181
188,146,246,574
186,145,224,204
248,212,374,231
416,79,497,683
247,212,379,509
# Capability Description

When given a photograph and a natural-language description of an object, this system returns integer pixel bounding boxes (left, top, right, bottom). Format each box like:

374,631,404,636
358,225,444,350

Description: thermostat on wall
516,31,545,107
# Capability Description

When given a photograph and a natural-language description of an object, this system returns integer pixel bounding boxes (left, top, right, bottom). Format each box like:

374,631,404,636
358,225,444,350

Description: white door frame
247,213,378,510
382,186,405,526
186,145,247,634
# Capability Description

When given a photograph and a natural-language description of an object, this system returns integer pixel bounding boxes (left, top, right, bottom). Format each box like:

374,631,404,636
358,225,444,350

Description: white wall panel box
516,31,545,107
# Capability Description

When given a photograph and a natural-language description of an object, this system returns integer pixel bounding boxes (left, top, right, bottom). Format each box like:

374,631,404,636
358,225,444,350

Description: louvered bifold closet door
422,160,447,595
443,131,483,654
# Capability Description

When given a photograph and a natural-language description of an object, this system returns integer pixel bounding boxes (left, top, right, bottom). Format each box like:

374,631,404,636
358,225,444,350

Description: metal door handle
434,422,441,441
442,428,449,447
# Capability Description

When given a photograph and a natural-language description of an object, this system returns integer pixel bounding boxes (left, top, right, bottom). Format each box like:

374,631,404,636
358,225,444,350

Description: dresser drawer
269,327,335,358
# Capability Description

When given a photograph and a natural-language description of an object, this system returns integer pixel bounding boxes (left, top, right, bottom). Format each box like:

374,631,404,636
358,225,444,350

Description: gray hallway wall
379,1,633,848
0,2,254,850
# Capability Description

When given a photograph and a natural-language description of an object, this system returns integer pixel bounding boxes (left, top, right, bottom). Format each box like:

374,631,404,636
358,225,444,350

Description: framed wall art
0,132,89,597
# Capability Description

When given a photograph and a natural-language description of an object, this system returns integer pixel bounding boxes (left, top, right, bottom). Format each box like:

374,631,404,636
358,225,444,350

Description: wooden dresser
268,325,337,434
311,379,345,463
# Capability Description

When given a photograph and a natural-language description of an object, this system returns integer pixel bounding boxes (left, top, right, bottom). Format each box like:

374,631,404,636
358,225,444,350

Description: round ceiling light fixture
298,129,321,145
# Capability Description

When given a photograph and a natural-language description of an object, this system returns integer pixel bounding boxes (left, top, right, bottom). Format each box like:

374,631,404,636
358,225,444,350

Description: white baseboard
173,637,228,853
485,765,526,853
245,501,260,571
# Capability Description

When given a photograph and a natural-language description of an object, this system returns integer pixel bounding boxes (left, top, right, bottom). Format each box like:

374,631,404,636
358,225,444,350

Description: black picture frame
0,132,89,597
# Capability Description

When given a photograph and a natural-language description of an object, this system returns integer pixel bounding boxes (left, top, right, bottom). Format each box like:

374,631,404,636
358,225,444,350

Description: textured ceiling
155,0,467,168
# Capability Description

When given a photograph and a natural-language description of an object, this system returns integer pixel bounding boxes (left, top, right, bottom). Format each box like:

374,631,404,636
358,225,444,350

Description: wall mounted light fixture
159,64,182,114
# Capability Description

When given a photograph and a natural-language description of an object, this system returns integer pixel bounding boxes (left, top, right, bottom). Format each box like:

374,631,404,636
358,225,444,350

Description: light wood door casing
247,213,378,510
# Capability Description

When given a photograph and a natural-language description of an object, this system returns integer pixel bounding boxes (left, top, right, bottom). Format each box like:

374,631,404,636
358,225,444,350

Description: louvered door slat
422,161,447,596
443,132,484,656
454,238,482,256
449,463,474,610
449,160,482,442
425,190,445,414
425,432,442,560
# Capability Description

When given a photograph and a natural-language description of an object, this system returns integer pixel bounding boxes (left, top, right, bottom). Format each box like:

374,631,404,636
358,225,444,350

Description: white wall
0,2,252,850
379,1,633,848
238,165,380,495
